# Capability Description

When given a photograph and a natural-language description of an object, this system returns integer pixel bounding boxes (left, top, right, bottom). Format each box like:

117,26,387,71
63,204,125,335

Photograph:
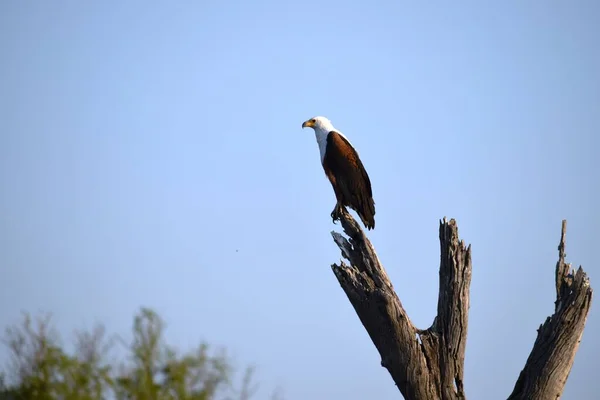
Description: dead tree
330,211,592,400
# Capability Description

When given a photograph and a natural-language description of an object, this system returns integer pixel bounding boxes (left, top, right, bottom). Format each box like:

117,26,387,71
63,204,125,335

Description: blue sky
1,1,598,399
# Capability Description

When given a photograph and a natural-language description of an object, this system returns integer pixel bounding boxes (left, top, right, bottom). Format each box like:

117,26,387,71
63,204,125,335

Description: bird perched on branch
301,116,376,230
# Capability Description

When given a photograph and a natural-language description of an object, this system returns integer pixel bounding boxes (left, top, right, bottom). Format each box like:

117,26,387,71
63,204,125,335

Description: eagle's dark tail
357,197,376,230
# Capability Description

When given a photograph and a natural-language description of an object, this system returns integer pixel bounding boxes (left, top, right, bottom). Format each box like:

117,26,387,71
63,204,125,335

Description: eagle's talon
331,204,343,222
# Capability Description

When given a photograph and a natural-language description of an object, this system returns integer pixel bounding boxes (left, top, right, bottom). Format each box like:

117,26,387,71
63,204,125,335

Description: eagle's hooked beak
302,119,315,129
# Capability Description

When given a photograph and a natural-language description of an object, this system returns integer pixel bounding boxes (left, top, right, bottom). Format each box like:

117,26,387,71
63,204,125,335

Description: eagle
302,116,376,230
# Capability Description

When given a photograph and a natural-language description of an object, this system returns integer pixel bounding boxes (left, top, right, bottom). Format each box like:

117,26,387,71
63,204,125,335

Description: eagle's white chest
314,128,329,163
313,126,354,164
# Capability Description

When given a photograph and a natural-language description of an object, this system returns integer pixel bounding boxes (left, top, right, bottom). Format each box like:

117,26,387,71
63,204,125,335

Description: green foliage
1,308,274,400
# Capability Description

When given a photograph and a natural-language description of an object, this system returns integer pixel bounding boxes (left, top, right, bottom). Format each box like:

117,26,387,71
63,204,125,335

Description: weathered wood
330,212,592,400
508,220,593,400
419,219,471,400
330,210,471,400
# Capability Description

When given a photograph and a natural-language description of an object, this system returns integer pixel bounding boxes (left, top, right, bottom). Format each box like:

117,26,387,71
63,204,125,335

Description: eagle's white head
301,116,348,162
302,116,335,133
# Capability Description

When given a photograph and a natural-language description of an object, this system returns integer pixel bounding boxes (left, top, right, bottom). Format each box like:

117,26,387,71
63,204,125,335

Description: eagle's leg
331,202,344,224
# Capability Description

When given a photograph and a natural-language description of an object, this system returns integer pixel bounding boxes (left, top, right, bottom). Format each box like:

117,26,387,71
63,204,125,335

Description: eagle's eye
310,119,315,123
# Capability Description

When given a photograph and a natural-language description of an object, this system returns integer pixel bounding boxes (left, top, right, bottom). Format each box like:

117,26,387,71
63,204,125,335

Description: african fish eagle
302,116,376,230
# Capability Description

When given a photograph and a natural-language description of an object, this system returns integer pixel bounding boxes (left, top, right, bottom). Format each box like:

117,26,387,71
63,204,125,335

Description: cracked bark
330,211,592,400
508,220,593,400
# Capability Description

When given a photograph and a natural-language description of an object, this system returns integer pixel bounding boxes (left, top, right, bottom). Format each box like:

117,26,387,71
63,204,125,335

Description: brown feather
321,131,376,229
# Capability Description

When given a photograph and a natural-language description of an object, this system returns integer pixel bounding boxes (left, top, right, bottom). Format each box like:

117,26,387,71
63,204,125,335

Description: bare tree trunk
330,210,592,400
508,220,593,400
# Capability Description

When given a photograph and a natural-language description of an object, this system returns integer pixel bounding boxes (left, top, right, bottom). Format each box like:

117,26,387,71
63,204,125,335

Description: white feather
308,116,354,163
